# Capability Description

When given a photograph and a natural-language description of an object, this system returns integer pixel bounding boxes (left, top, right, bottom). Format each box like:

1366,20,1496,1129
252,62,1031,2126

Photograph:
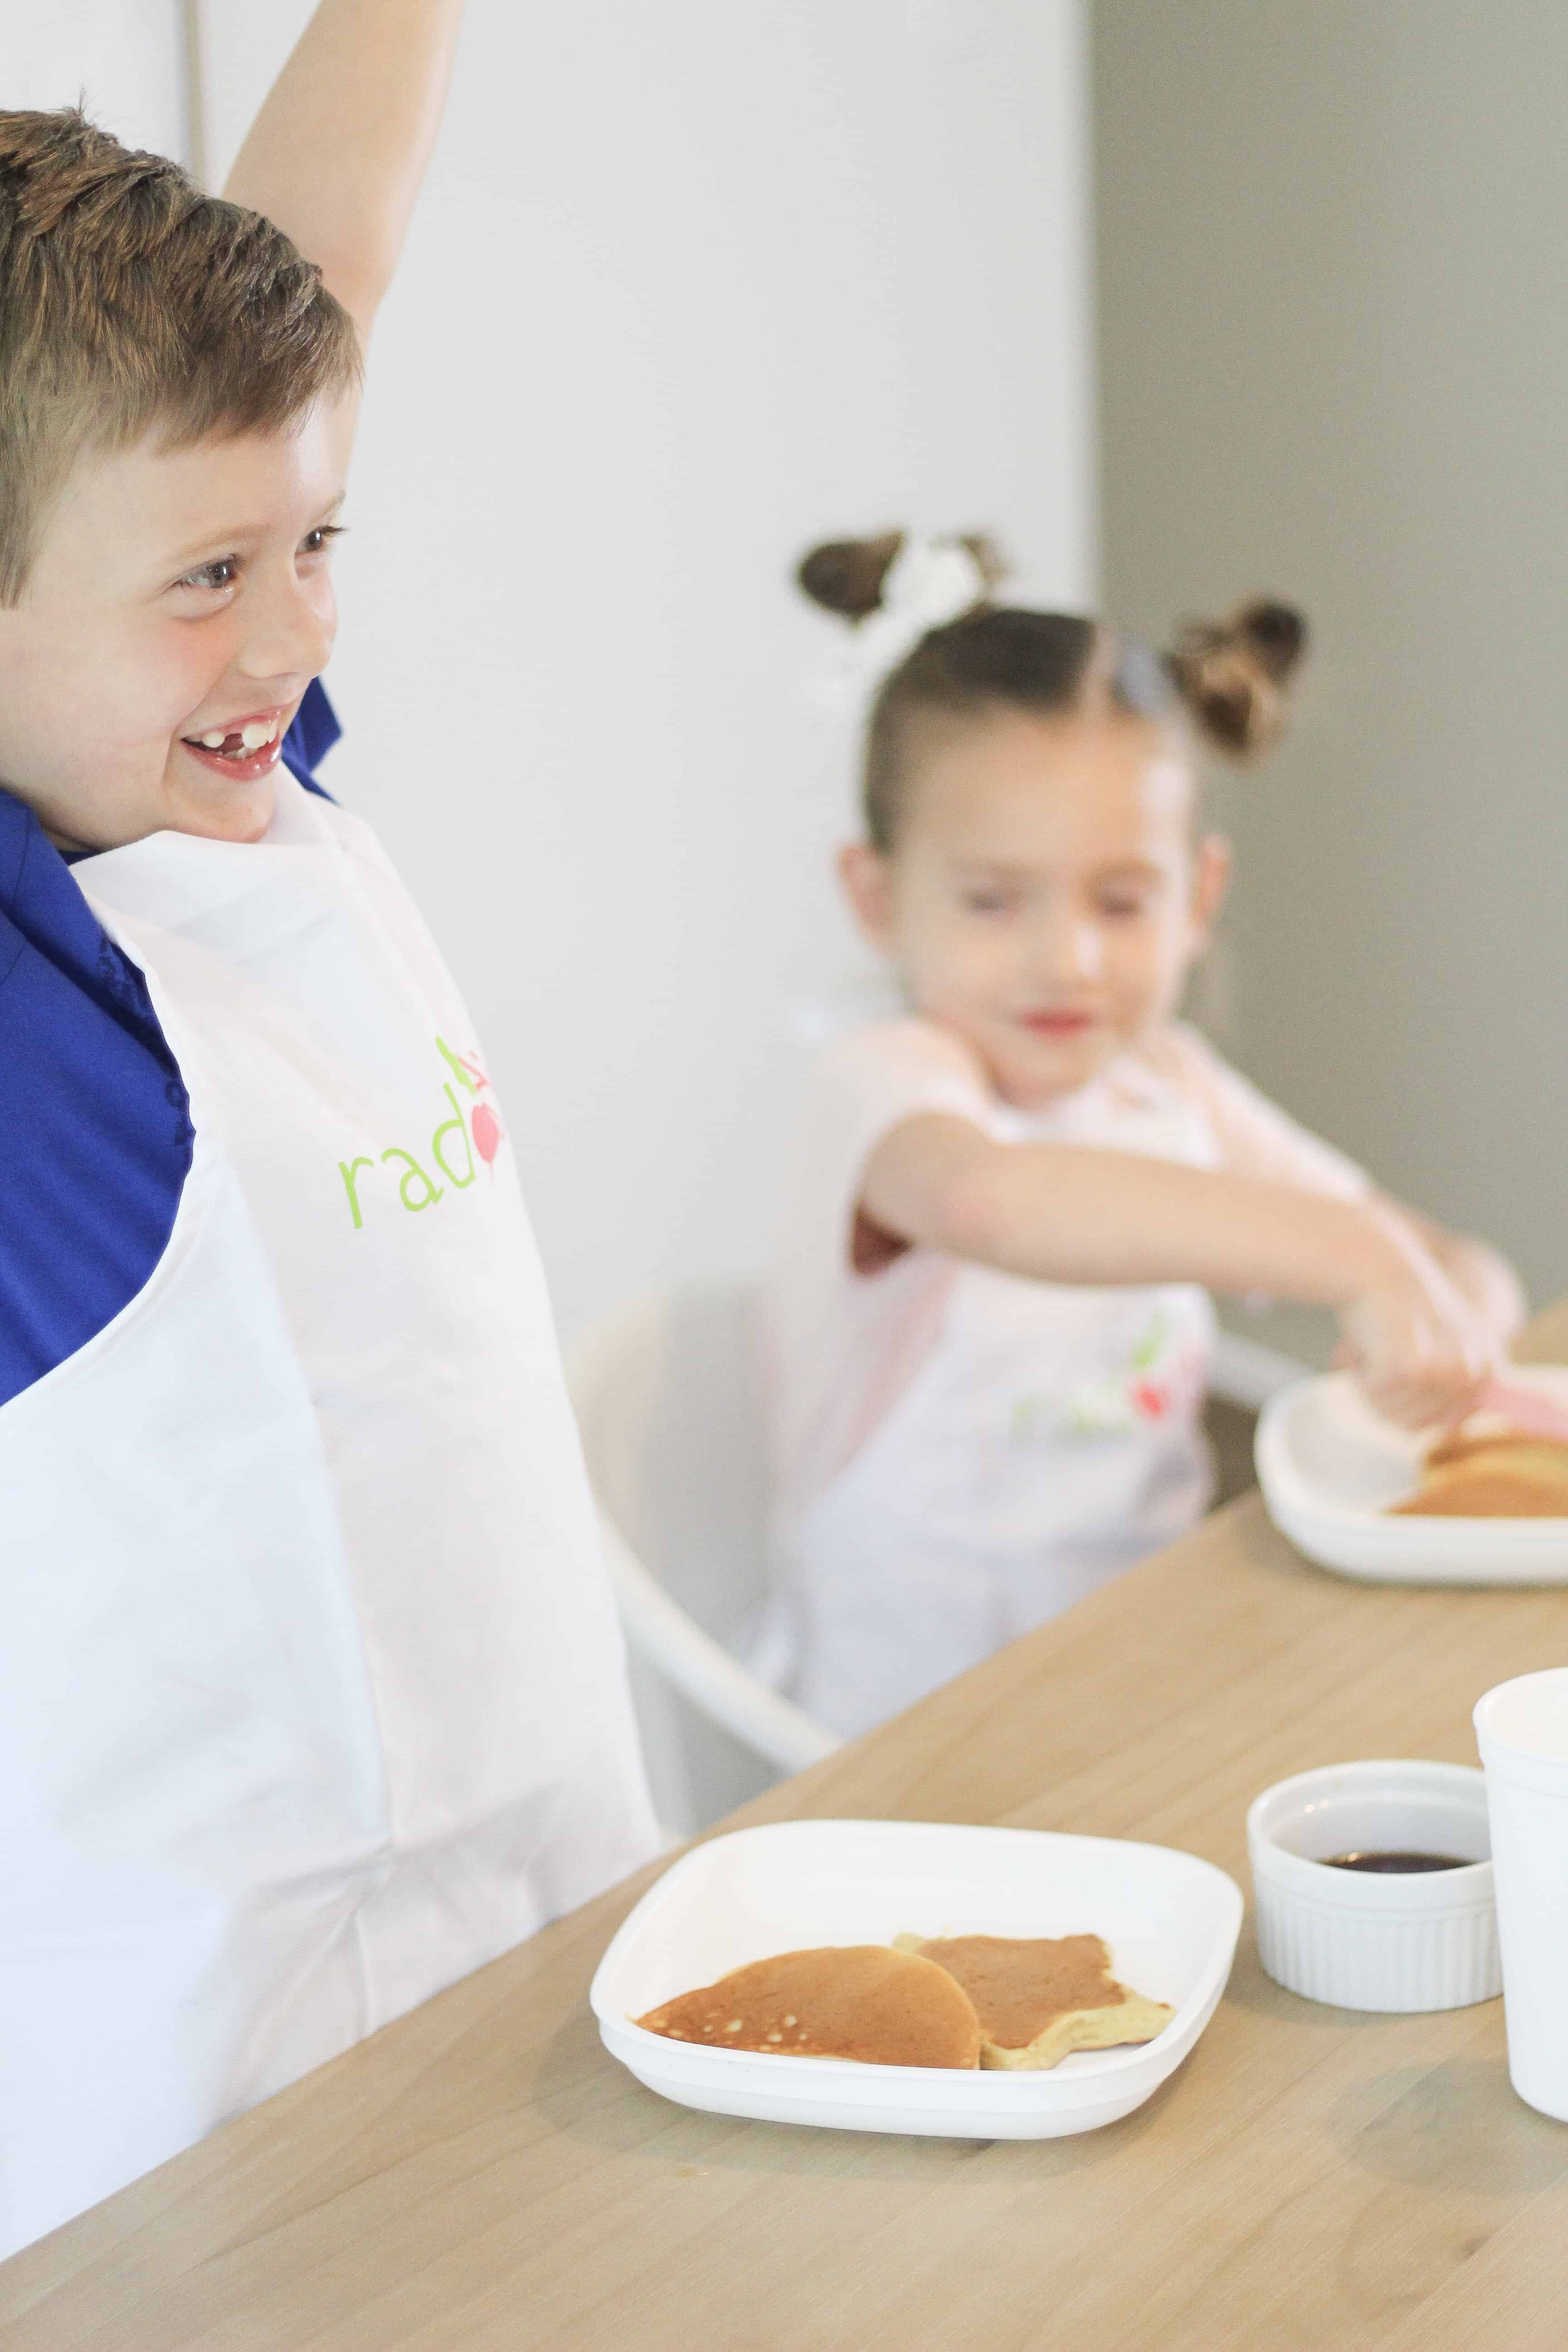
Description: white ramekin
1247,1759,1501,2012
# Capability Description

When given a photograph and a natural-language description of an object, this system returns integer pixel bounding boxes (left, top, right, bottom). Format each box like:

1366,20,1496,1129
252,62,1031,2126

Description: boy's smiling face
0,395,353,853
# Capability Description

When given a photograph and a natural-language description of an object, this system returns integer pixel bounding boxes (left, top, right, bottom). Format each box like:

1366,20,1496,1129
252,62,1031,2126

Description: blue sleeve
280,678,342,801
0,796,195,1408
0,682,343,1407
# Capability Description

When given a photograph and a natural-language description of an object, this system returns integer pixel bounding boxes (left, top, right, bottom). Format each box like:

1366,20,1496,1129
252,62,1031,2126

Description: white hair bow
806,534,991,713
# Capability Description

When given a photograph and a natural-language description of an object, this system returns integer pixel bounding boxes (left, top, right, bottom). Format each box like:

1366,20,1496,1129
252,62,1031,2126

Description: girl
763,531,1521,1738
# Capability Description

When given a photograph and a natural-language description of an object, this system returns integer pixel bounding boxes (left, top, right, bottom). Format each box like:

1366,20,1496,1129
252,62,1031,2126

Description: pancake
894,1931,1174,2070
635,1943,982,2068
1392,1433,1568,1519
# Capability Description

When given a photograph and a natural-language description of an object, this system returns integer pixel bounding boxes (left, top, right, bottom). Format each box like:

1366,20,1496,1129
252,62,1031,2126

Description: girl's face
840,702,1230,1109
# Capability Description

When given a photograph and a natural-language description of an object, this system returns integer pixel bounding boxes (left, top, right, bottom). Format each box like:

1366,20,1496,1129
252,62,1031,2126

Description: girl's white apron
786,1071,1221,1738
0,774,655,2256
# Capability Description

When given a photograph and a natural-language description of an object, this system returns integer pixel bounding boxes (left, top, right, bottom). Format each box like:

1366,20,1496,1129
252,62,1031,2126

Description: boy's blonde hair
0,108,361,603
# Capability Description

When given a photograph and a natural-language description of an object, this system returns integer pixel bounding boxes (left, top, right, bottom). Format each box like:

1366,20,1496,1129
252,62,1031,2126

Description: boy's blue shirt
0,679,340,1407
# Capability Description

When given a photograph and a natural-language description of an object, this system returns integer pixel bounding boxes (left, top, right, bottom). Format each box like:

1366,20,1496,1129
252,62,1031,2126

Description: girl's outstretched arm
222,0,467,346
862,1113,1496,1429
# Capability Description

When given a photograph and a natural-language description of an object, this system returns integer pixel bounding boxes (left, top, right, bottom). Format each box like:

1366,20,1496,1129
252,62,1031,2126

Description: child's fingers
1362,1384,1452,1432
1343,1255,1499,1432
1359,1352,1490,1431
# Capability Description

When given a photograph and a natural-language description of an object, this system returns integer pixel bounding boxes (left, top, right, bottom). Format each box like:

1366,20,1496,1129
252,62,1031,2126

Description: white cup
1475,1667,1568,2122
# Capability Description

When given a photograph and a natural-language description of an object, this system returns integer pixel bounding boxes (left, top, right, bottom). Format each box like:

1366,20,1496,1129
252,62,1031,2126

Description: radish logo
436,1035,506,1172
338,1039,509,1229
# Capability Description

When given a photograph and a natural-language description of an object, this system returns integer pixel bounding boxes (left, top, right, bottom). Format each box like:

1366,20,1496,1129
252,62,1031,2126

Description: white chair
568,1282,1306,1836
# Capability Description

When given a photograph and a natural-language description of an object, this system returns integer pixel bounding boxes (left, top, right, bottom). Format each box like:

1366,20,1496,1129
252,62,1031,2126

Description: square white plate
1256,1367,1568,1584
590,1818,1242,2138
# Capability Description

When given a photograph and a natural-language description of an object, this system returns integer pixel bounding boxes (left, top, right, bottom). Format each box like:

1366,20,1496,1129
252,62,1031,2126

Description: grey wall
1092,2,1568,1314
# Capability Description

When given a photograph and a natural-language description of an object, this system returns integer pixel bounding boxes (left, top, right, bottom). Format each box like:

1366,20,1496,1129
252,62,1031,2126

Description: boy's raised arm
221,0,467,347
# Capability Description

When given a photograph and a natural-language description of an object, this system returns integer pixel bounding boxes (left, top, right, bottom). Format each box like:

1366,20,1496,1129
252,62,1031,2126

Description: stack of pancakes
635,1931,1172,2071
1392,1427,1568,1518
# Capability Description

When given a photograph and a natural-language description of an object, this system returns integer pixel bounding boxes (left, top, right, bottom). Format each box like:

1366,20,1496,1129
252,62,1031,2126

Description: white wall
0,1,187,162
5,3,1095,1343
202,0,1096,1338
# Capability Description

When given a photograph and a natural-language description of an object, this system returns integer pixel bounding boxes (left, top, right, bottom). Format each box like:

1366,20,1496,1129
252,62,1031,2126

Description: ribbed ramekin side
1254,1890,1500,2013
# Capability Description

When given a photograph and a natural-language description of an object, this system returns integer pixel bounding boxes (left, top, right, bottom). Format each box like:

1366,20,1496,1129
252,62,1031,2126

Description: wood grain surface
7,1307,1568,2352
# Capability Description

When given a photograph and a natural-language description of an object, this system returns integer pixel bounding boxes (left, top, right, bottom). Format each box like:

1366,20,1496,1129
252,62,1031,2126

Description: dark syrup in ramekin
1323,1851,1469,1873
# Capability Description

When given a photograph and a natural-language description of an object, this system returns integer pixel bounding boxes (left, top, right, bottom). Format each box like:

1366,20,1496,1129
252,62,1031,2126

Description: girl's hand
1337,1217,1498,1430
1417,1229,1528,1355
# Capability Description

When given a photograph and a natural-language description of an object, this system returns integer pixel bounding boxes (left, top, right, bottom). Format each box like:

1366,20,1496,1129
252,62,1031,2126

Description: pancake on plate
635,1944,982,2068
1392,1431,1568,1518
894,1932,1174,2070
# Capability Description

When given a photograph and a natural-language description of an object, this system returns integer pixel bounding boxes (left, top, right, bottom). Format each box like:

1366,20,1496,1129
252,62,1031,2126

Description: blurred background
1093,0,1568,1362
6,1,1564,1349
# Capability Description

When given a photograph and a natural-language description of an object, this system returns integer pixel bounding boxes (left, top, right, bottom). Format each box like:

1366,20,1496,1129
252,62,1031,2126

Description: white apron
0,773,655,2256
784,1071,1220,1737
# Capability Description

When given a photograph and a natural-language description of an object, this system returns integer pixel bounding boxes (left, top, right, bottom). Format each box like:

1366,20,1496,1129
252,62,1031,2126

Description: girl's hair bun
796,531,906,620
1164,597,1308,758
1234,599,1307,681
795,529,1008,622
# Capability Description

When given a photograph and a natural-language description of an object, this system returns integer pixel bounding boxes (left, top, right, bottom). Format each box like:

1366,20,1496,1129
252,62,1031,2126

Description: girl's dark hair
797,529,1308,852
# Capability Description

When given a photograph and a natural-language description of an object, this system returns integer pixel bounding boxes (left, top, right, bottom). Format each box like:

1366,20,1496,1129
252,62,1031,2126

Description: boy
0,1,656,2256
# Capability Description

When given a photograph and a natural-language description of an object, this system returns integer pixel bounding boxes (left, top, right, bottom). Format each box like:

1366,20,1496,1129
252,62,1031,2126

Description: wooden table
9,1314,1568,2352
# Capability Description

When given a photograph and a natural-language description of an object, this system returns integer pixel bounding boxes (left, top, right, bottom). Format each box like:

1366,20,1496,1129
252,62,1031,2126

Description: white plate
1256,1367,1568,1584
590,1818,1242,2139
